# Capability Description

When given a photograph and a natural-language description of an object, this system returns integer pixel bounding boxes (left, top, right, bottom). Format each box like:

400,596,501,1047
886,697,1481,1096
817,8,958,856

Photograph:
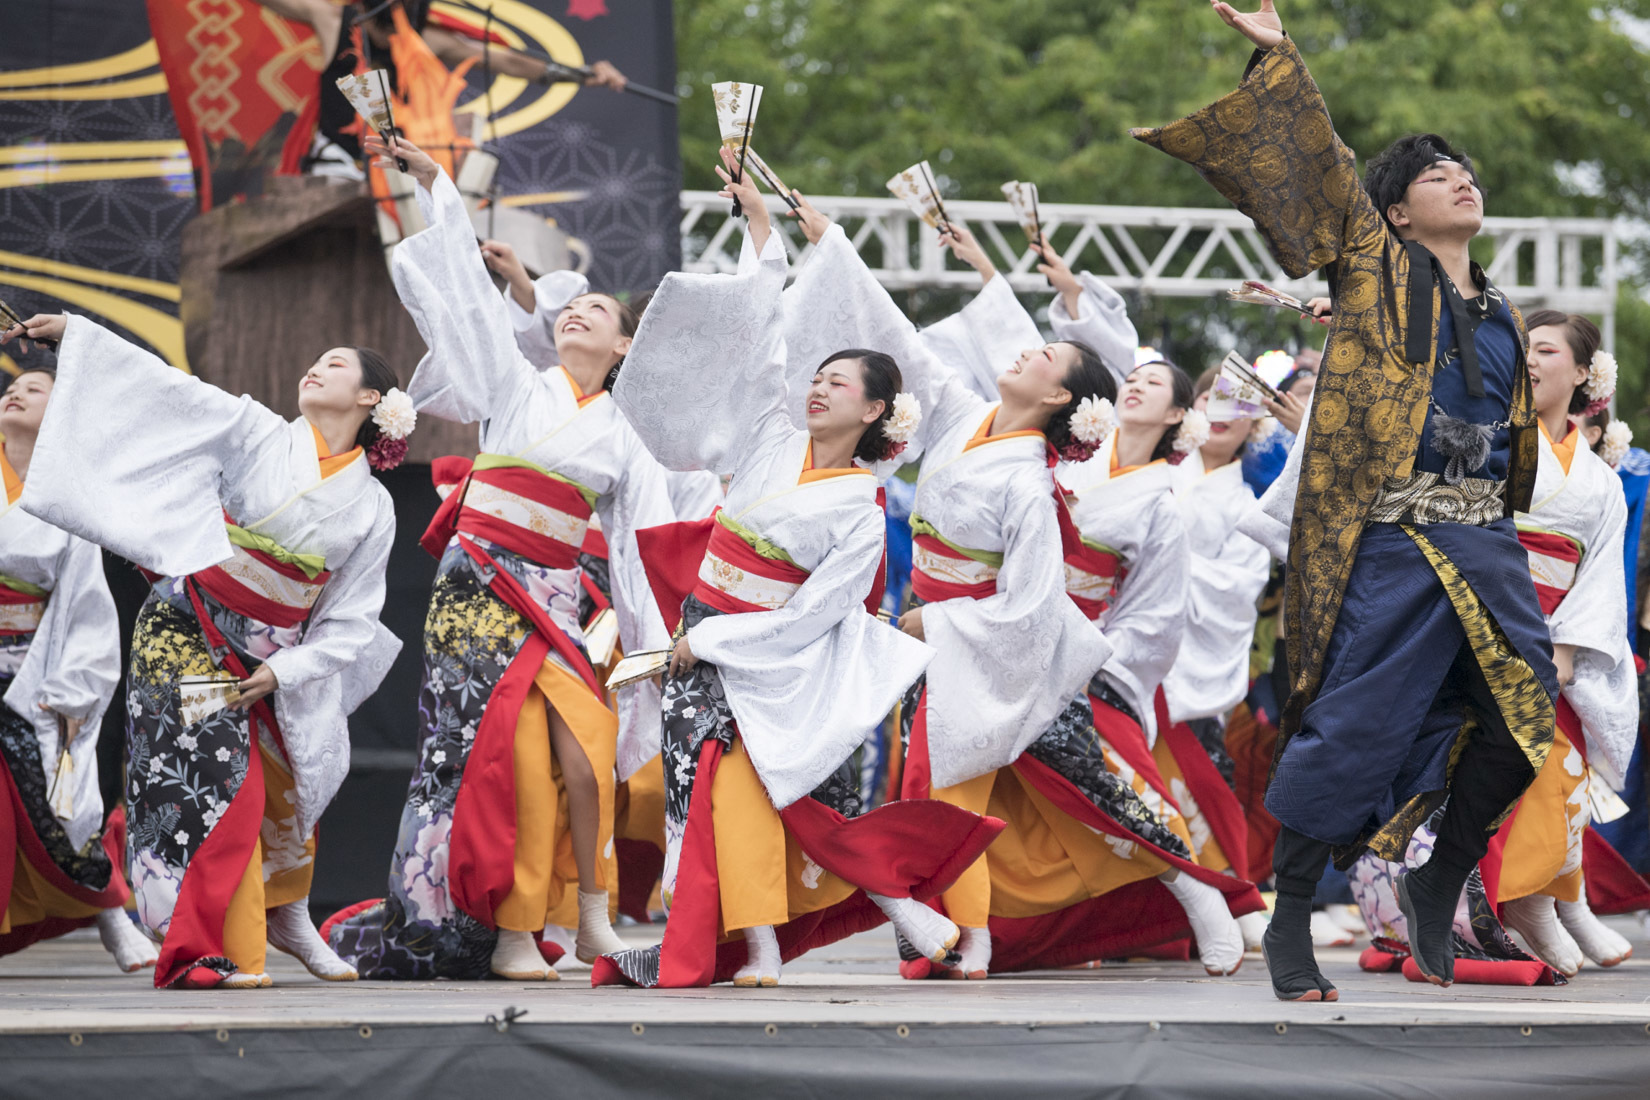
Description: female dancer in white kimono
326,137,676,982
0,363,155,972
593,152,999,989
7,313,404,990
1058,355,1249,973
1479,311,1638,973
1163,372,1273,773
779,202,1259,980
480,235,721,929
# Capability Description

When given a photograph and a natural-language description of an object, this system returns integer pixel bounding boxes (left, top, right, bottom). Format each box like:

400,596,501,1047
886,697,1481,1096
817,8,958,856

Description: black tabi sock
1399,850,1473,984
1262,890,1334,998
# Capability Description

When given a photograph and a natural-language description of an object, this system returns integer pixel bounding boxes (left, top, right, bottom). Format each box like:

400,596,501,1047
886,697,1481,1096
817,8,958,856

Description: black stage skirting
3,1020,1647,1099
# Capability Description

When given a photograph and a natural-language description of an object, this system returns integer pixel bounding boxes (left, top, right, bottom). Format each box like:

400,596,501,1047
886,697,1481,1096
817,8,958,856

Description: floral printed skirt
329,537,603,980
125,576,308,986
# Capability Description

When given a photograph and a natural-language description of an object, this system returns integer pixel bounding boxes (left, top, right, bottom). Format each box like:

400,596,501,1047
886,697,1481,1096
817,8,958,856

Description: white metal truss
680,191,1620,345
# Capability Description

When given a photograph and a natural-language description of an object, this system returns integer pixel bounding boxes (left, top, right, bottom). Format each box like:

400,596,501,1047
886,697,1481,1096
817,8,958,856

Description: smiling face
1117,362,1187,432
298,347,379,420
1193,388,1250,467
1526,323,1589,421
996,342,1081,410
1387,160,1484,240
553,293,633,368
0,370,52,438
804,357,885,440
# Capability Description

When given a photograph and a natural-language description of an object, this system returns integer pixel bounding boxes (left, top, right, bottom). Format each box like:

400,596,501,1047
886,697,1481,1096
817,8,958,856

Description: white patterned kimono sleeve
1549,465,1638,788
918,274,1042,401
598,429,678,781
1095,492,1189,743
1048,272,1139,383
920,465,1114,789
22,316,290,578
4,533,120,850
503,269,591,370
1238,402,1312,561
782,223,986,458
611,230,792,475
396,171,541,424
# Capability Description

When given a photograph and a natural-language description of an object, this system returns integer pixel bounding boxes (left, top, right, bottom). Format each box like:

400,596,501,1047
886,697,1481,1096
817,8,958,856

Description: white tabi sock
952,926,991,979
266,897,358,981
1556,884,1633,967
1309,909,1355,948
1501,893,1585,976
95,908,157,973
1161,871,1244,975
868,893,960,963
1235,910,1269,953
574,889,629,963
490,928,557,980
732,924,780,987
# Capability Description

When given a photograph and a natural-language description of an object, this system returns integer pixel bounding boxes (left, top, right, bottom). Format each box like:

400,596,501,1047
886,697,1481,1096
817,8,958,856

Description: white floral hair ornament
1599,419,1633,468
1582,350,1618,417
1170,407,1212,463
367,387,417,471
1055,395,1115,464
879,391,922,461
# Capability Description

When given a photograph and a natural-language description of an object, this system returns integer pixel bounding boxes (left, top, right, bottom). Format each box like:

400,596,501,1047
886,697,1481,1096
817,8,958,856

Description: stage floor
7,921,1650,1099
5,919,1650,1032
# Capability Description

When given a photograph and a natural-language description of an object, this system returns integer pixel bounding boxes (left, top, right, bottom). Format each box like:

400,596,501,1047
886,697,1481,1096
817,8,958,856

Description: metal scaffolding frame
680,192,1621,346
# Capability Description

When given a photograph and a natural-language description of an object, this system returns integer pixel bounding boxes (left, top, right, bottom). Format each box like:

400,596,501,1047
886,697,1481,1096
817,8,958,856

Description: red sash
0,578,45,638
910,533,997,603
1517,530,1581,616
639,502,886,632
691,518,812,616
1063,540,1127,621
421,457,594,570
191,547,330,631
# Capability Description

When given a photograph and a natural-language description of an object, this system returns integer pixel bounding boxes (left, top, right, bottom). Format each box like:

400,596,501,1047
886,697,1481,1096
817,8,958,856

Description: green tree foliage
676,1,1650,426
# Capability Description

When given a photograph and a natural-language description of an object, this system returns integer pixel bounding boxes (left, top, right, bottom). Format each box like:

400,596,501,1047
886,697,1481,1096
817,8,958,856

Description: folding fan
1000,180,1042,245
335,69,407,170
887,160,953,234
712,81,763,216
1205,350,1278,423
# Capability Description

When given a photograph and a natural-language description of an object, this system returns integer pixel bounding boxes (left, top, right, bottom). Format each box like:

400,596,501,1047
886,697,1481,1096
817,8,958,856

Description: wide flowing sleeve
612,228,792,474
920,468,1113,789
1553,464,1639,787
1131,35,1385,276
21,315,290,578
1166,508,1272,723
687,505,932,808
1048,272,1139,384
1096,494,1189,743
31,536,119,725
918,274,1042,401
267,488,399,833
666,469,724,519
783,223,985,456
3,533,122,851
504,269,590,370
394,170,542,424
1237,405,1312,562
599,429,678,781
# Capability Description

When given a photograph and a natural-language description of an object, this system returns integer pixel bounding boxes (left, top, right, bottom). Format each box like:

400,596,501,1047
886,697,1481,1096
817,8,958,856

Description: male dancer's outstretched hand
1210,0,1284,50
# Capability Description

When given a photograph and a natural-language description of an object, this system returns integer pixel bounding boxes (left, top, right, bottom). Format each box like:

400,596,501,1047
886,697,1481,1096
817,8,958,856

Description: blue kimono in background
1597,448,1650,869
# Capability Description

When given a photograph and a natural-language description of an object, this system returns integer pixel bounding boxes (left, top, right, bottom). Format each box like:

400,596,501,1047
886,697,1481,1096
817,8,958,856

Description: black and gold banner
0,0,681,374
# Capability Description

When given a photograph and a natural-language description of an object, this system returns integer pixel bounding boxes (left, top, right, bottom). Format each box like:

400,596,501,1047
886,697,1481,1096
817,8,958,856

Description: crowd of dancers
2,1,1647,1001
